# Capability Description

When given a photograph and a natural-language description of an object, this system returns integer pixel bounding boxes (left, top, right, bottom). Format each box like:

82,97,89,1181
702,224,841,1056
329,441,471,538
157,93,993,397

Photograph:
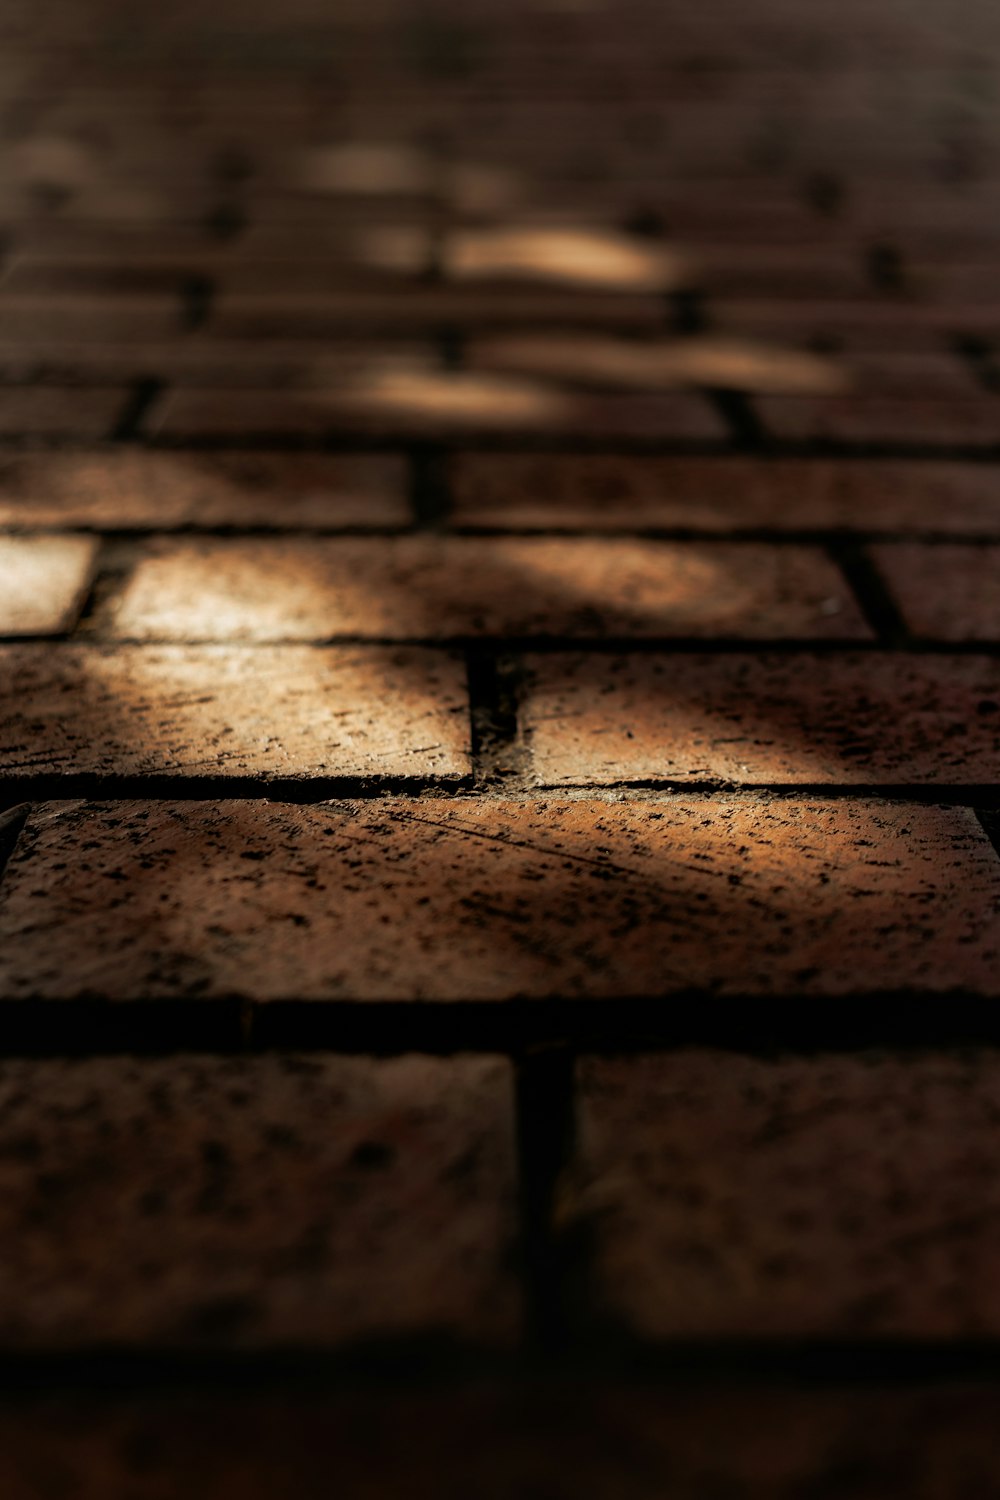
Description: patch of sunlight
472,333,848,395
296,143,434,196
329,368,573,428
445,226,689,292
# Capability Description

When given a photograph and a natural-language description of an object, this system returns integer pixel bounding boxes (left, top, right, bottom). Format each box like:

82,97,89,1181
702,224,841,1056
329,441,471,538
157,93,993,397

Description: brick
111,536,865,642
0,1053,516,1348
442,226,689,293
0,293,180,340
2,1384,998,1499
155,381,725,443
0,644,469,780
0,451,408,529
873,543,1000,640
0,797,996,1003
468,333,846,396
212,285,668,338
523,652,1000,786
758,394,1000,447
0,534,97,635
450,455,1000,535
0,386,127,439
574,1051,1000,1338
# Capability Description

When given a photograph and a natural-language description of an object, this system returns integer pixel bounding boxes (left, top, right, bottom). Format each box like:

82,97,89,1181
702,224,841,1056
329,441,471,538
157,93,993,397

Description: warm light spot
445,227,689,292
330,368,573,428
472,333,848,394
297,143,433,196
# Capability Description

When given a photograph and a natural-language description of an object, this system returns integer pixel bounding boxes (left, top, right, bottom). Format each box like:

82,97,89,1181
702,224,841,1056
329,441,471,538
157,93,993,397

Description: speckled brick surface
0,535,98,636
108,537,867,642
0,1053,517,1348
573,1051,1000,1338
0,797,996,1002
0,644,470,780
522,653,1000,785
874,543,1000,640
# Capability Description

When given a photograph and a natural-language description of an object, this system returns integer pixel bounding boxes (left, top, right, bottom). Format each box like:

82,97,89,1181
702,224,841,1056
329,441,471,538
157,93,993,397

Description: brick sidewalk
3,1,1000,1493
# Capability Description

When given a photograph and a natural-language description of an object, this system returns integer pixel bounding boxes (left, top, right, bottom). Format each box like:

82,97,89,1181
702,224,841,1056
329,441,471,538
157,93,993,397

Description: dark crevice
704,387,765,449
515,1046,576,1354
409,445,451,528
0,802,30,884
832,541,909,644
181,274,215,332
110,378,166,443
866,241,907,295
976,808,1000,862
466,650,530,785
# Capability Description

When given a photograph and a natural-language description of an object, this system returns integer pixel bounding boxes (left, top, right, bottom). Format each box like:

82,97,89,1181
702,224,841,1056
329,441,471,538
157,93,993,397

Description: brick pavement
3,0,1000,1493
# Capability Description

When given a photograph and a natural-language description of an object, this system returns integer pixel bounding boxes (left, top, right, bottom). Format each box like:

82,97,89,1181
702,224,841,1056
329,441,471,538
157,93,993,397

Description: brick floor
4,0,1000,1490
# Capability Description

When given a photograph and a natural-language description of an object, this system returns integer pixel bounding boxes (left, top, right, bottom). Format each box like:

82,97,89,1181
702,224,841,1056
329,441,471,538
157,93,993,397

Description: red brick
0,644,469,780
0,386,128,439
449,455,1000,534
873,543,1000,640
0,293,180,341
109,537,867,642
155,381,725,443
0,1053,517,1348
0,534,97,635
0,451,408,529
758,394,1000,447
467,333,846,396
442,225,689,293
0,797,996,1003
212,286,666,337
522,652,1000,786
574,1052,1000,1338
2,1383,997,1499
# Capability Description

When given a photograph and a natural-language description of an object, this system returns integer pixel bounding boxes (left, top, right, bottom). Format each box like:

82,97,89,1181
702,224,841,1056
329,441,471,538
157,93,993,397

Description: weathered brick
3,1384,998,1499
0,386,128,439
873,543,1000,640
0,534,97,635
0,644,469,780
212,286,666,337
109,537,867,642
155,381,725,443
0,451,408,529
0,293,180,341
759,394,1000,447
449,455,1000,535
0,797,996,1003
0,1053,517,1348
522,651,1000,786
468,333,846,396
574,1052,1000,1338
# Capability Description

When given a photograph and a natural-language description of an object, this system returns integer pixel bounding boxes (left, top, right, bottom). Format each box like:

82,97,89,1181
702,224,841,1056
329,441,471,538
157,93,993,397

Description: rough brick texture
0,798,996,1004
0,1053,517,1348
574,1052,1000,1338
874,543,1000,640
109,537,868,642
0,644,470,781
522,653,1000,785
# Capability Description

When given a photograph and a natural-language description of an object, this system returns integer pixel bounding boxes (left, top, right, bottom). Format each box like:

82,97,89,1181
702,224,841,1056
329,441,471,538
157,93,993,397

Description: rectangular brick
449,455,1000,535
467,333,845,397
213,286,666,337
155,381,725,443
0,644,469,781
0,451,408,529
441,225,689,294
0,1054,516,1348
759,394,1000,447
109,537,868,642
522,652,1000,786
0,293,180,340
0,1384,997,1499
0,797,996,1003
873,543,1000,641
0,534,97,635
575,1051,1000,1338
0,387,127,439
